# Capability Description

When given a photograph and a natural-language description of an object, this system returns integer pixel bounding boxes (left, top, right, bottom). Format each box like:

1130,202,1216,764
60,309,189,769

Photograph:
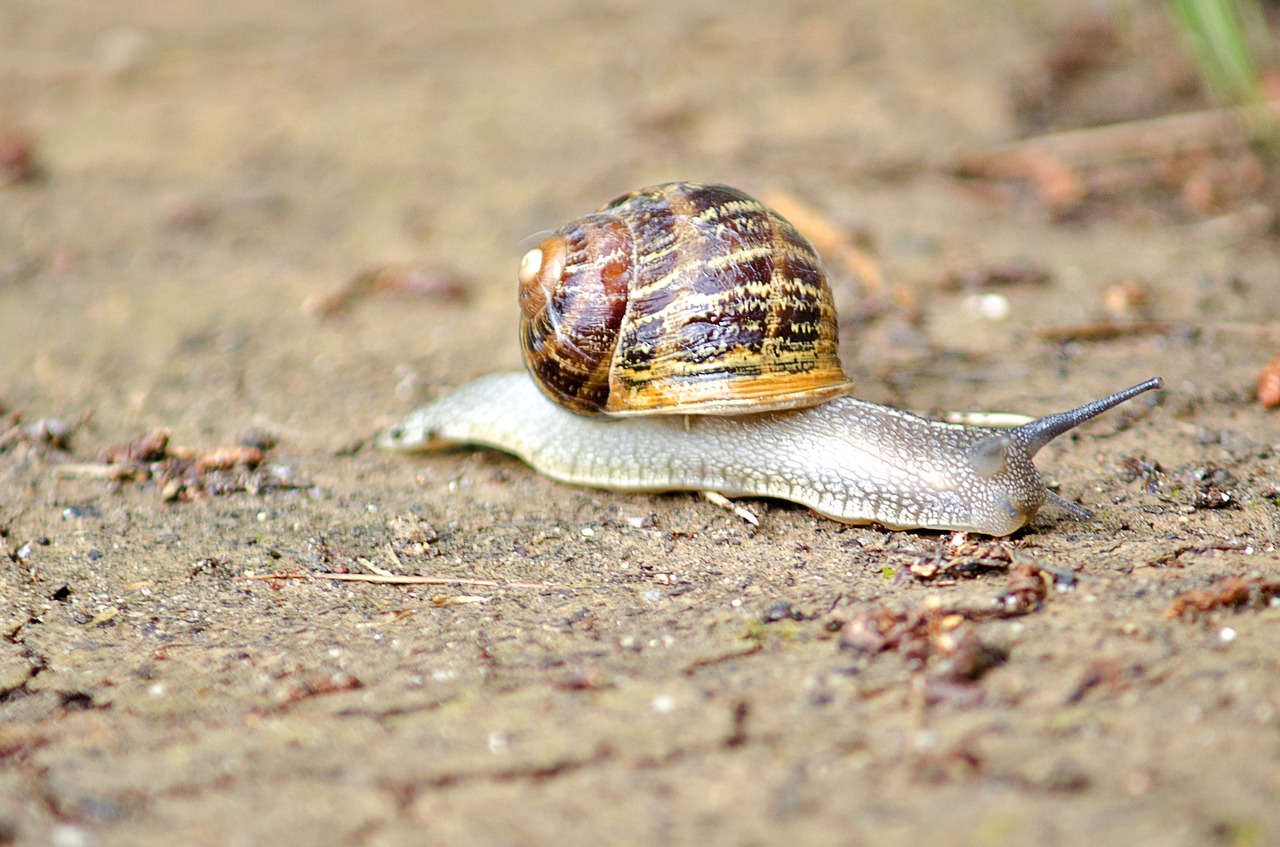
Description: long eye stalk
1015,377,1164,457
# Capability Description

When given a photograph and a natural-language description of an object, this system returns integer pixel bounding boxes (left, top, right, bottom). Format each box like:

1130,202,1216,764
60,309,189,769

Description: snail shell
516,182,854,417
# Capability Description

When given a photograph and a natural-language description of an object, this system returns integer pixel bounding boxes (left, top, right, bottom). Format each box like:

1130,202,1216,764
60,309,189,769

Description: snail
378,182,1163,536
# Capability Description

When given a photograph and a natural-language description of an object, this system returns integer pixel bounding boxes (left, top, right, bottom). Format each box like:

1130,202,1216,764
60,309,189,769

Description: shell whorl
518,182,853,417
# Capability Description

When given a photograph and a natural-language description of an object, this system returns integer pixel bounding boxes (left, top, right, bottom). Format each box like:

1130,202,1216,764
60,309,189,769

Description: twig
1151,543,1251,566
953,100,1280,172
681,644,764,675
0,423,24,451
701,491,760,526
304,264,469,318
236,571,562,589
1034,320,1172,343
52,463,148,480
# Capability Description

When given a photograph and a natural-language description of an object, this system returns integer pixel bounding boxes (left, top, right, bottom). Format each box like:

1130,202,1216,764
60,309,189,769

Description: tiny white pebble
488,730,510,753
256,511,268,522
651,694,676,714
394,373,421,400
1219,626,1237,643
964,292,1010,321
625,516,646,528
149,683,165,697
50,824,93,847
581,527,594,537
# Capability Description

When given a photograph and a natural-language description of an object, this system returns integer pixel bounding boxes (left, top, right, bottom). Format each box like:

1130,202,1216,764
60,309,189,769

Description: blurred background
2,0,1279,433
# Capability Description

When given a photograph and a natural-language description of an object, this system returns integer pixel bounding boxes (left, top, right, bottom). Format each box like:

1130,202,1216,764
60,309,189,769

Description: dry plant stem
53,463,147,480
236,571,561,589
1210,321,1280,336
701,490,760,526
0,424,25,451
953,100,1280,171
304,264,468,318
1034,320,1172,344
1027,320,1276,345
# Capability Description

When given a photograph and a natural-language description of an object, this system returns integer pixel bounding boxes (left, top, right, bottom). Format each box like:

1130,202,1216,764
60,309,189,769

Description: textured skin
518,182,853,416
377,372,1050,536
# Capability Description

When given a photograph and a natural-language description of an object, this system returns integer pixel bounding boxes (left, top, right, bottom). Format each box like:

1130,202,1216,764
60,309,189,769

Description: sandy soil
2,1,1280,845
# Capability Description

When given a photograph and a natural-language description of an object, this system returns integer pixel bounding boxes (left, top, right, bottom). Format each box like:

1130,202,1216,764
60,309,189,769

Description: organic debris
955,94,1279,221
0,124,41,184
97,427,173,465
838,552,1069,696
1118,457,1239,512
1165,576,1280,620
934,262,1051,292
57,427,306,501
1176,465,1239,511
1258,353,1280,408
1100,278,1153,321
236,571,561,589
838,597,1011,692
1063,658,1146,704
305,263,470,317
258,671,363,714
0,414,79,455
1000,562,1054,615
1118,456,1167,493
1033,320,1171,344
902,535,1070,612
904,533,1022,581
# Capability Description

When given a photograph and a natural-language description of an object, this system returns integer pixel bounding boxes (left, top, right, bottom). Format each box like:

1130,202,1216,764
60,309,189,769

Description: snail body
379,182,1163,536
379,371,1161,536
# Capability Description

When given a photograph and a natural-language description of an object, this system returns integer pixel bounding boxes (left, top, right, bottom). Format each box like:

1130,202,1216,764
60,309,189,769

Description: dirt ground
3,1,1280,845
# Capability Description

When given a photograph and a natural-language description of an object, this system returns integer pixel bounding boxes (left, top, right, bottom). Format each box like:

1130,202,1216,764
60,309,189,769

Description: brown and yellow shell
517,181,853,417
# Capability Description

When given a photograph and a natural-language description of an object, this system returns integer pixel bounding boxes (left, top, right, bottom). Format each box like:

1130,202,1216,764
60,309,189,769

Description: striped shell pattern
517,181,853,417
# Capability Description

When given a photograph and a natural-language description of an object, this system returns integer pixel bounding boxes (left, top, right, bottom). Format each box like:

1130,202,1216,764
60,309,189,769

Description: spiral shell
517,182,853,417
